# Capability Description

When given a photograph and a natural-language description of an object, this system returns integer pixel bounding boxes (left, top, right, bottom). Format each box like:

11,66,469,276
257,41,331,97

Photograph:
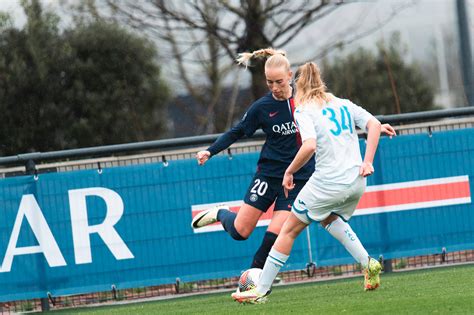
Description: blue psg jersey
208,92,315,180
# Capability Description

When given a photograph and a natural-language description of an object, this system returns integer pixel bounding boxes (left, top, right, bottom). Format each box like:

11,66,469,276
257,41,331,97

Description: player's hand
381,123,397,138
196,150,211,165
359,162,374,177
282,171,295,198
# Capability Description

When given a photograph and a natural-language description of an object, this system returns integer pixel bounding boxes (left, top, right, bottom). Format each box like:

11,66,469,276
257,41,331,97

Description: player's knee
279,226,297,240
235,226,252,240
286,229,300,240
227,223,249,240
234,219,256,239
320,214,338,228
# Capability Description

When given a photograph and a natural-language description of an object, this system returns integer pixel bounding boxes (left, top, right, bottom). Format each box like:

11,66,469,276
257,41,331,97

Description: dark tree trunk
238,0,271,100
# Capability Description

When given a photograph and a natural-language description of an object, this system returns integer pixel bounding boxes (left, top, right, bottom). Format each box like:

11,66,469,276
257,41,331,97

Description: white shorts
292,175,366,224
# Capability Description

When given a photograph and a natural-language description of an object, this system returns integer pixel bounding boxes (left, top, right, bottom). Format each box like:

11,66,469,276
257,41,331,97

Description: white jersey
294,96,374,186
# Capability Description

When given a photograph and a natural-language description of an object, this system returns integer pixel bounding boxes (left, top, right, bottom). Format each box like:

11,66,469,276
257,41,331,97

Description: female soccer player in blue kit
232,62,384,304
192,48,396,270
192,48,309,269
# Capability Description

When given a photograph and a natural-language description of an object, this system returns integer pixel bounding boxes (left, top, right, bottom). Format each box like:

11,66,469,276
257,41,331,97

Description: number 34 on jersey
322,106,353,136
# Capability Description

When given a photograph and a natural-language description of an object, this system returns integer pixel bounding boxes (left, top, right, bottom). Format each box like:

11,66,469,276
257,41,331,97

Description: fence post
380,255,393,273
25,160,50,312
304,226,316,277
25,159,36,175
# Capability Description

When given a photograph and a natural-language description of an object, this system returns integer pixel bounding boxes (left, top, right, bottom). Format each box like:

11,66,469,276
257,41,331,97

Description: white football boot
191,205,229,229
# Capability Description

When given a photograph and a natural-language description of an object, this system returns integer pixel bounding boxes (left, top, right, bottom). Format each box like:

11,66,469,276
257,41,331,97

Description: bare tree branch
163,14,204,104
271,2,341,44
68,0,412,135
262,0,286,15
296,2,414,63
218,0,245,18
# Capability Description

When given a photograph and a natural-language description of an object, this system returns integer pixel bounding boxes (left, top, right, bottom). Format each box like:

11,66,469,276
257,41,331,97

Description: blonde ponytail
295,62,329,107
236,52,255,67
236,48,290,71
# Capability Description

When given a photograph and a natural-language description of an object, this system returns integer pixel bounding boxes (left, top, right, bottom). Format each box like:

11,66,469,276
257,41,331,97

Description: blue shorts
243,173,306,212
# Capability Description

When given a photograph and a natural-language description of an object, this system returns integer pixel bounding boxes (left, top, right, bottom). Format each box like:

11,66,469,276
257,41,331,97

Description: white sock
325,217,370,267
256,247,289,295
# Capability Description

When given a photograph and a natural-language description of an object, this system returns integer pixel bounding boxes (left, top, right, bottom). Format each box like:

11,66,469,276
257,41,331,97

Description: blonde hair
236,48,290,71
295,62,329,107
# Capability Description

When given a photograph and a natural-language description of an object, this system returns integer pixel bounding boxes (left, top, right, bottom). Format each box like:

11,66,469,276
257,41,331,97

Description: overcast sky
2,0,471,61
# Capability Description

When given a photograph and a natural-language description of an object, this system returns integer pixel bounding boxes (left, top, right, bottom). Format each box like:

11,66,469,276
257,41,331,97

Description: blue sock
251,231,278,268
217,209,246,241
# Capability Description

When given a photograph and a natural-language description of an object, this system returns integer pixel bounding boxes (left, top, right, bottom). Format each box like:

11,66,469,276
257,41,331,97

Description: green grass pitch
48,264,474,314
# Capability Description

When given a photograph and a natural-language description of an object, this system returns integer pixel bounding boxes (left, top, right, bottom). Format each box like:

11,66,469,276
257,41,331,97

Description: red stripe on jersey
289,97,302,147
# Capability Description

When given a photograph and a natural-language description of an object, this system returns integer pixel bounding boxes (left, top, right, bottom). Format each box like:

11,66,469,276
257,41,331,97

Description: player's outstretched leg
364,257,381,291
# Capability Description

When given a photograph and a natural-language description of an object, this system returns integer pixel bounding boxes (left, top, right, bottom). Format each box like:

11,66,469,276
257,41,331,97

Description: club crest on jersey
249,194,258,202
272,121,298,135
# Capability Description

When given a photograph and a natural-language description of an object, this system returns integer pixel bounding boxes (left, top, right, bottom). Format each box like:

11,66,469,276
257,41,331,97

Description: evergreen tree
323,34,435,115
0,0,169,155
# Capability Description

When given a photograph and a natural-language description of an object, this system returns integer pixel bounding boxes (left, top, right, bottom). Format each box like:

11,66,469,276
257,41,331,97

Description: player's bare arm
360,118,381,177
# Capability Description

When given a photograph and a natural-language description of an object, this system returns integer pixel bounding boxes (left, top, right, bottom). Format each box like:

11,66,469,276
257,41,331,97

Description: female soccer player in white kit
232,62,383,304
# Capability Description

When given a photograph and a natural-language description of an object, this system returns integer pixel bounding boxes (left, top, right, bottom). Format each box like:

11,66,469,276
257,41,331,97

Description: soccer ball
238,268,262,292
